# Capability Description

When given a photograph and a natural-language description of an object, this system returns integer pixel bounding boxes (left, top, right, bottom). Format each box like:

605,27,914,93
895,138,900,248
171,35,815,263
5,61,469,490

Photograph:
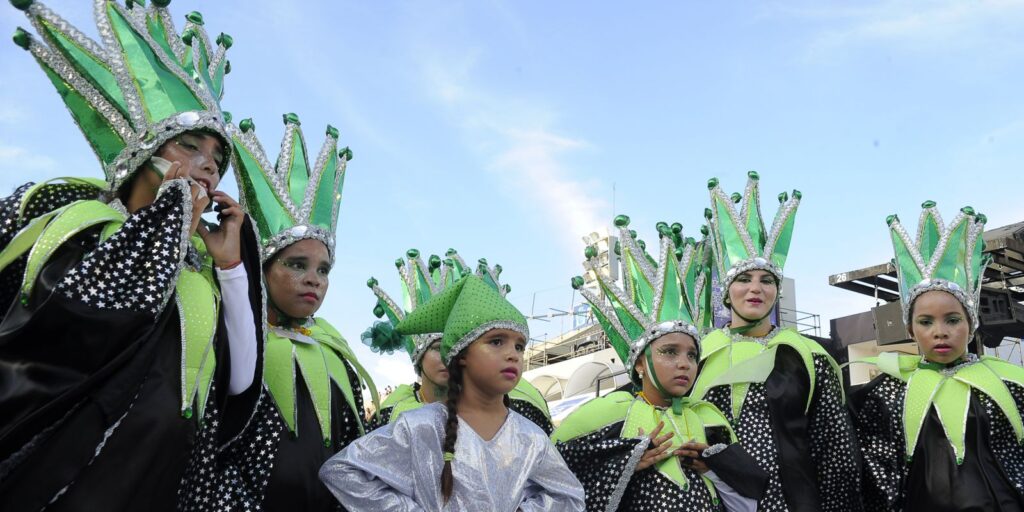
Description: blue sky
2,1,1024,389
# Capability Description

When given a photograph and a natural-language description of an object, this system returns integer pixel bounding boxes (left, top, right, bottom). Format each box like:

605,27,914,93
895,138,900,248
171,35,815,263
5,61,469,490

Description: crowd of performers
1,1,1023,511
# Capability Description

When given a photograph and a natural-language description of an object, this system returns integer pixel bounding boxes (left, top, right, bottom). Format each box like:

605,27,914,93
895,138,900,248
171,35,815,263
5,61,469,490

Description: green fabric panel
599,280,646,340
39,18,129,120
323,342,366,437
934,218,968,284
310,151,338,229
959,361,1023,441
264,333,298,432
396,275,464,336
623,248,654,315
706,346,778,388
933,377,970,463
177,267,219,419
551,391,633,443
331,164,347,229
715,196,750,267
412,262,433,308
890,228,923,290
389,394,424,423
903,369,942,460
0,209,60,276
621,399,689,489
232,136,293,241
145,13,177,68
919,211,941,263
770,206,797,269
294,341,333,442
286,129,310,208
657,249,688,324
509,378,551,417
744,191,765,254
315,317,379,415
105,4,203,123
22,201,122,300
380,383,416,409
591,304,631,365
981,356,1024,389
38,63,125,164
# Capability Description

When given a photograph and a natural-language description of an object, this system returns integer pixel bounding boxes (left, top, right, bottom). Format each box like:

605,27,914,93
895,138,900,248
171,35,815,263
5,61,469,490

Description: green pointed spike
280,122,311,208
309,132,341,229
918,205,942,262
104,3,205,123
768,196,798,270
934,216,969,284
657,244,688,324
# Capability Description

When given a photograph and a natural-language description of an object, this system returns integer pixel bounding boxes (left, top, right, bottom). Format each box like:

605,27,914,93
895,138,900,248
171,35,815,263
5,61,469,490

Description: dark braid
440,360,463,503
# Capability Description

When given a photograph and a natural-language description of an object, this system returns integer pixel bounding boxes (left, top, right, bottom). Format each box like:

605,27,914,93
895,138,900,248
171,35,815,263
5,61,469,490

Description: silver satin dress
319,402,585,511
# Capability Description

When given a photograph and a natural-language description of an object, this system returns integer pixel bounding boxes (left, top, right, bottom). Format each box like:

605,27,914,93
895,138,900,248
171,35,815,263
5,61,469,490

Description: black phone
704,426,731,447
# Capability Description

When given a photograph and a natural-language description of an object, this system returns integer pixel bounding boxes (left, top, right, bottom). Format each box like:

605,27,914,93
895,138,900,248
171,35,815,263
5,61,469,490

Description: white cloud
418,51,608,254
0,144,56,171
772,0,1024,55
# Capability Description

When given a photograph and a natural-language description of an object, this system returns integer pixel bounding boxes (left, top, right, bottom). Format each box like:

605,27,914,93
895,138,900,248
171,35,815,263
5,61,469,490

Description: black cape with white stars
0,181,265,511
701,340,864,511
852,373,1024,511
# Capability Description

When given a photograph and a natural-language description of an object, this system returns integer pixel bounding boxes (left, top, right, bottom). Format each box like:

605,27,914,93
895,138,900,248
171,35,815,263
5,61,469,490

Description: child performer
321,275,585,511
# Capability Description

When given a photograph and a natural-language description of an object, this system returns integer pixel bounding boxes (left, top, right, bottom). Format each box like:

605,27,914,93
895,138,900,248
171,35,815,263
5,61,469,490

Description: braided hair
439,360,463,502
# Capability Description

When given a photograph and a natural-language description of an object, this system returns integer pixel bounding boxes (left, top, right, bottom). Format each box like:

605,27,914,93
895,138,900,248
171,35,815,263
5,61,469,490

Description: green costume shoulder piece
264,317,378,444
692,327,840,419
553,391,734,496
859,354,1024,465
509,378,551,418
0,192,221,422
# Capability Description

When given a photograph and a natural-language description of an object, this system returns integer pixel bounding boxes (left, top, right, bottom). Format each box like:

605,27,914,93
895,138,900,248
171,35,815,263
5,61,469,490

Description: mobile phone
705,426,731,447
149,156,173,178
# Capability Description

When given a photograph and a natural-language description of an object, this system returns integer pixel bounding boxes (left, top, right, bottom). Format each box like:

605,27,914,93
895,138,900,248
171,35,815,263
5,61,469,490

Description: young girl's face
459,328,526,397
910,290,970,364
633,332,699,399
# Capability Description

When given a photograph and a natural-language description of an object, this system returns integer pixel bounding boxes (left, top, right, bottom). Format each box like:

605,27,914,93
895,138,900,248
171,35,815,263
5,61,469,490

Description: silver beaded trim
626,321,701,381
443,320,530,366
702,443,728,458
921,353,980,377
260,224,335,264
724,325,780,346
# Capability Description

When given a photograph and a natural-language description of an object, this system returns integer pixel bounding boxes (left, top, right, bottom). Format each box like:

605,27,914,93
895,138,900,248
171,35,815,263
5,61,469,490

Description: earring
638,370,645,380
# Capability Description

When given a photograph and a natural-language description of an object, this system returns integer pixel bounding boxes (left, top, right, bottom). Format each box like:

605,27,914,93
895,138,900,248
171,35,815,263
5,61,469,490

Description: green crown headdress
11,0,234,192
364,248,474,368
396,275,528,365
571,215,711,384
704,171,800,302
887,201,988,332
228,113,350,262
365,249,515,369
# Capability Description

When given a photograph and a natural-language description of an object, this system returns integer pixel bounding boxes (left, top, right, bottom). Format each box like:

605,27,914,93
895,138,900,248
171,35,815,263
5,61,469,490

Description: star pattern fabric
855,374,1024,511
510,400,553,436
192,359,365,511
57,182,190,315
0,182,103,312
555,421,722,511
702,352,860,511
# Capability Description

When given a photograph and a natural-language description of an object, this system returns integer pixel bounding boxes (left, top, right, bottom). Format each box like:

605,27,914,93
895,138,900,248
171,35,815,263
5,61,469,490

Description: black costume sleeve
990,381,1024,493
850,375,907,512
703,442,770,500
807,353,864,511
367,406,393,432
554,422,648,512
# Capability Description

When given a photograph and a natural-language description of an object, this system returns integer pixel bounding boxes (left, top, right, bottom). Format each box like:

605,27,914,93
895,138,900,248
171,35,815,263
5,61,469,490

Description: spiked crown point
228,112,349,261
574,216,711,384
11,0,237,191
706,173,800,300
887,203,988,332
